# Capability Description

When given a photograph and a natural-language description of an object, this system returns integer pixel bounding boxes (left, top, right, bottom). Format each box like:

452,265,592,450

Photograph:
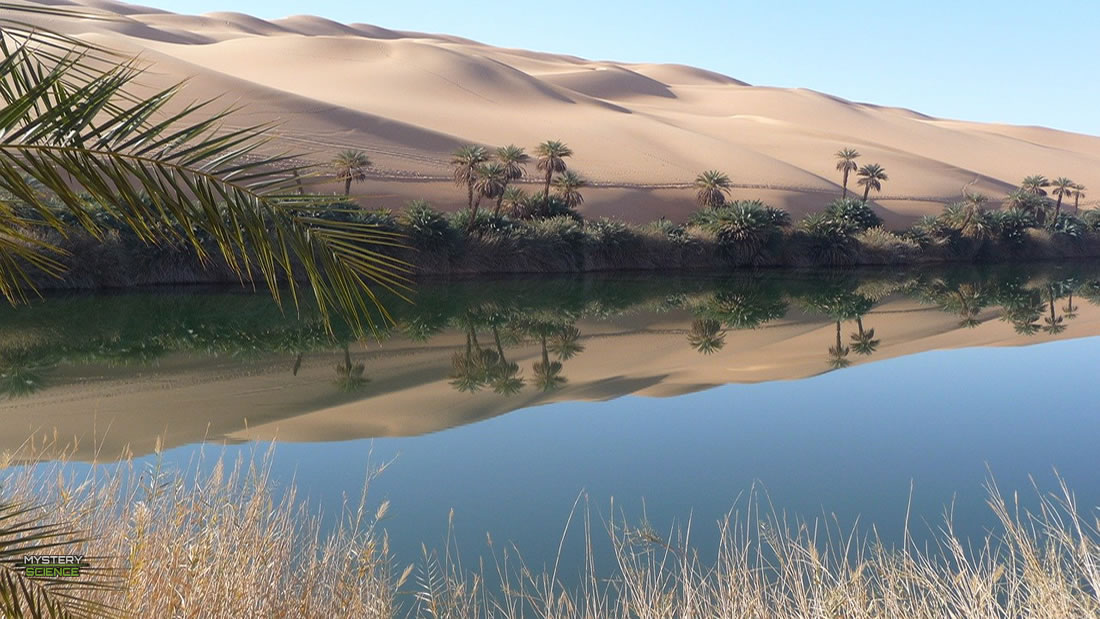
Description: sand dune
9,0,1100,224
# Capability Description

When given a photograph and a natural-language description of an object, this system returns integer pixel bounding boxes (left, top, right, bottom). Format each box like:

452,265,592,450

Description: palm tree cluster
1006,174,1085,227
830,148,890,204
446,140,585,230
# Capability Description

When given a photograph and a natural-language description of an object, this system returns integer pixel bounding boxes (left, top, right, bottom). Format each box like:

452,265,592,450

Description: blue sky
135,0,1100,136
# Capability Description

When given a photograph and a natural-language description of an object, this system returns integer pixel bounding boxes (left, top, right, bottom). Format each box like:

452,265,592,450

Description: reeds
2,440,1098,618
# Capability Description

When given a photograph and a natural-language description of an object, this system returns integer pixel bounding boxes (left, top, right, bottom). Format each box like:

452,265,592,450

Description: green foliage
1082,209,1100,231
584,218,637,248
799,213,859,265
449,209,518,236
824,198,882,231
399,201,458,252
1049,214,1088,239
988,209,1037,246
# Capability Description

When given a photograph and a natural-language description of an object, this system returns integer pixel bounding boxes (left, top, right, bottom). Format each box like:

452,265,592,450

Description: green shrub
1082,209,1100,231
519,194,582,221
824,198,882,231
800,213,858,265
399,200,457,252
1050,214,1088,239
855,226,920,261
449,209,518,236
988,209,1037,247
584,218,637,248
693,201,789,265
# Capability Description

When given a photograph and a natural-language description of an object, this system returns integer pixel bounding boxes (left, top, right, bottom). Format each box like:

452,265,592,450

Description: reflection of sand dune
13,0,1100,225
3,297,1098,461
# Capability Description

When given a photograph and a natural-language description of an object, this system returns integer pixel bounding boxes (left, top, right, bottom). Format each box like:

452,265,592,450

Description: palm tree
959,191,989,238
834,148,861,198
0,11,404,336
471,162,509,224
1071,183,1086,215
688,319,726,354
535,140,573,197
848,316,879,356
1021,175,1051,196
495,144,530,191
694,170,732,207
1003,188,1047,221
500,186,529,218
488,325,524,395
553,171,587,208
451,145,491,212
856,163,888,204
1050,177,1076,223
827,320,851,369
332,149,371,196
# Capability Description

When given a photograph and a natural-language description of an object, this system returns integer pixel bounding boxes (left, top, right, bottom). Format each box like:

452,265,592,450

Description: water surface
3,263,1099,572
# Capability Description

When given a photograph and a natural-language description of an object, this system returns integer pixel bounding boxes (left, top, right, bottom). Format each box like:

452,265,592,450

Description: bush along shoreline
20,192,1100,290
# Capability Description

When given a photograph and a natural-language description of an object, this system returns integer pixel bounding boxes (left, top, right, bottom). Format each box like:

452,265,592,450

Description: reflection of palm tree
488,325,524,395
533,334,566,392
1042,286,1066,335
848,316,879,356
0,348,52,399
548,326,585,360
1062,293,1078,320
827,320,851,369
449,322,488,392
333,345,368,392
687,319,726,354
999,292,1044,336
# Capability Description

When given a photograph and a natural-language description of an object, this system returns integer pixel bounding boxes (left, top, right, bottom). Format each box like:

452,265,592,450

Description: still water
3,263,1099,573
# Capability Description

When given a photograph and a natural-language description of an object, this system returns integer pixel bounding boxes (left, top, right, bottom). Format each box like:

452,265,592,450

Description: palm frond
0,36,409,335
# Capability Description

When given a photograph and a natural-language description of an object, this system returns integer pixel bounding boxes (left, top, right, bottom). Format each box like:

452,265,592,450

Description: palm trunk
856,317,865,338
466,182,474,209
862,184,871,204
343,177,351,196
492,326,507,363
1074,193,1080,214
1053,194,1063,224
494,194,505,216
835,321,842,351
543,169,553,198
842,169,850,198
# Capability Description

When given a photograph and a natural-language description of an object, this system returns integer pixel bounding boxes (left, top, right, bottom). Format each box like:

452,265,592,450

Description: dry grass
2,441,1098,618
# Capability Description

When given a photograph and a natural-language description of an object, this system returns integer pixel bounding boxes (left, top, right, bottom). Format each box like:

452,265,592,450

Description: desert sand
11,0,1100,226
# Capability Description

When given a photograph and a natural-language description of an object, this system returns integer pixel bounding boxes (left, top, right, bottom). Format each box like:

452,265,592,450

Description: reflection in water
3,263,1100,457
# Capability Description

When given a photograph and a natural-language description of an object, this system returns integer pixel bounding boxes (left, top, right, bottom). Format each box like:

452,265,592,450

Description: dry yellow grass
2,439,1098,617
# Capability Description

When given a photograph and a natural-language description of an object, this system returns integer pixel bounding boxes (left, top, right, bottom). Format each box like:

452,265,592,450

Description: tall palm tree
1071,183,1086,215
332,149,371,196
688,319,726,354
471,162,509,223
1050,177,1076,223
827,320,851,369
856,163,888,204
535,140,573,197
553,171,587,208
451,145,490,212
495,144,529,191
834,148,860,198
0,11,405,336
694,170,732,207
1021,175,1051,196
848,316,879,356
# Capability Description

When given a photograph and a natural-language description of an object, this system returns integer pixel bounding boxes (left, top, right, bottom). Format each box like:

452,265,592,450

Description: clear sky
133,0,1100,136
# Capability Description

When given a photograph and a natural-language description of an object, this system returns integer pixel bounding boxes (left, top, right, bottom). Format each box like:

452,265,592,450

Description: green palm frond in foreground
0,12,410,335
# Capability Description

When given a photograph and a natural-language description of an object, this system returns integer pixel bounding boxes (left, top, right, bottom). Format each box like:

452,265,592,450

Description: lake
3,263,1099,577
